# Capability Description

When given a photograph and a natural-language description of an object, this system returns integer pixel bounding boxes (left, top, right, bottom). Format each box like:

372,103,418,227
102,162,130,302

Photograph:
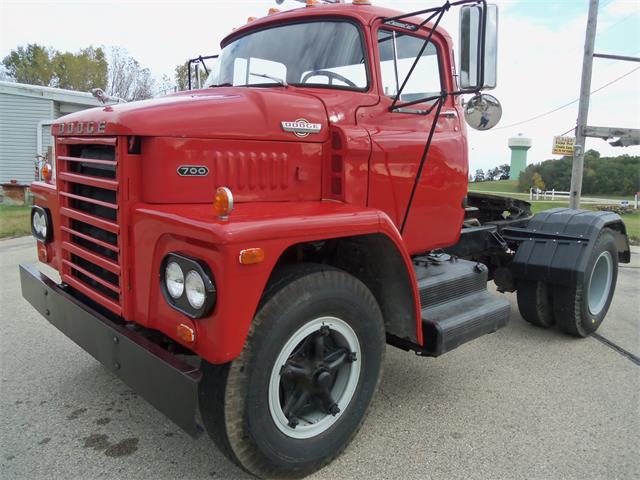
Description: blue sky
1,0,639,170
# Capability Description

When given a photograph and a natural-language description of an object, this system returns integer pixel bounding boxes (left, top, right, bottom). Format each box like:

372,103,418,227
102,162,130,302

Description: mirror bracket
187,54,219,90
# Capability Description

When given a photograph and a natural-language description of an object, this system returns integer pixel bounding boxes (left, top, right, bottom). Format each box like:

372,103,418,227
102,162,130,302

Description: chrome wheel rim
268,316,361,439
587,251,613,316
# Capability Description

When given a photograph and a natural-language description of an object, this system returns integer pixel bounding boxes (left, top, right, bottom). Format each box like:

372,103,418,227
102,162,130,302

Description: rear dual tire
517,228,618,338
199,267,385,479
553,229,618,337
517,280,555,328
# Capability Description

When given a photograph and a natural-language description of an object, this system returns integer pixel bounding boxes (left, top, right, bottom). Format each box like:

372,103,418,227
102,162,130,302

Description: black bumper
19,264,202,437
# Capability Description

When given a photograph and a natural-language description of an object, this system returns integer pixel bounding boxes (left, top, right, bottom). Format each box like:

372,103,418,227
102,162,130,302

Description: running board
414,255,510,357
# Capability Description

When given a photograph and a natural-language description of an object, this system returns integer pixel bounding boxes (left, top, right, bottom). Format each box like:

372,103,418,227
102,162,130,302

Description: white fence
529,188,639,208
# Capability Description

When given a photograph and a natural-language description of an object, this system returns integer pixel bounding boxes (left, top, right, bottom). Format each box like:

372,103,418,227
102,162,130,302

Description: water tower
508,134,532,180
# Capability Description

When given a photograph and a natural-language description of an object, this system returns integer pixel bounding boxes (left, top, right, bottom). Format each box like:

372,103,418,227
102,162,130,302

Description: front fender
132,201,420,363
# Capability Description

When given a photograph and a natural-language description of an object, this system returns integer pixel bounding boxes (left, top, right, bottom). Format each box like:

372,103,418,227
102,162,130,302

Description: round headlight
32,212,42,235
33,211,47,237
185,270,206,309
165,262,185,299
38,214,47,239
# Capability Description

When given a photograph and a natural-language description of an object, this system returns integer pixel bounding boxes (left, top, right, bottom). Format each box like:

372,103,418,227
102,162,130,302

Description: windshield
205,21,368,91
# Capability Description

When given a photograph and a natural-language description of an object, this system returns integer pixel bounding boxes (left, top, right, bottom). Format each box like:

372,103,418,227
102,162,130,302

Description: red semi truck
21,1,630,478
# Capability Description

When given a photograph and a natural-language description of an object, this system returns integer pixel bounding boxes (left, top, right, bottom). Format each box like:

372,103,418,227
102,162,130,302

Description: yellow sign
552,136,575,156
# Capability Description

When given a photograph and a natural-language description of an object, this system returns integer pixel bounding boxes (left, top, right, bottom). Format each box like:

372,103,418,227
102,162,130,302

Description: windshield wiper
249,72,288,87
210,83,233,87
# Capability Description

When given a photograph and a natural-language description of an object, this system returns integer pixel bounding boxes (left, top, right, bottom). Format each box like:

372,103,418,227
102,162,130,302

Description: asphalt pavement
1,236,638,480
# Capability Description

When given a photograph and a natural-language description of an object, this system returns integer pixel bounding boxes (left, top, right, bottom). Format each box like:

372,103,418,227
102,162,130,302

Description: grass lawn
469,179,519,193
0,205,31,239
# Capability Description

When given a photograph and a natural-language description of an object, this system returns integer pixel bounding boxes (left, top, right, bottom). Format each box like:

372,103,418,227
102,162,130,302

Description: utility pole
570,0,599,209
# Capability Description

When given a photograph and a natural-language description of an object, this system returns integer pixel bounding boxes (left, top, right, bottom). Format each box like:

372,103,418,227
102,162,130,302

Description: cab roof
221,3,452,47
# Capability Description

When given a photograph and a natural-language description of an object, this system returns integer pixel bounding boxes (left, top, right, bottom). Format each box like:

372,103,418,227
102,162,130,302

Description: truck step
421,291,510,356
414,255,487,309
414,255,510,357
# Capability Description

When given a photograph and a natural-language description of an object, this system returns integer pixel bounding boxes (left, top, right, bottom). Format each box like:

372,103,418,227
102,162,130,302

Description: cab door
358,24,468,255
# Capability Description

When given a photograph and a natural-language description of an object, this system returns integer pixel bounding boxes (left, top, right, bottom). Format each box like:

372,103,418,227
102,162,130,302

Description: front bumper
19,263,202,437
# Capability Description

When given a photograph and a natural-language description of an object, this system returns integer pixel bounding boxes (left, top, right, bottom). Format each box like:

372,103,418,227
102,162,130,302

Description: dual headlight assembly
31,206,52,242
161,253,217,319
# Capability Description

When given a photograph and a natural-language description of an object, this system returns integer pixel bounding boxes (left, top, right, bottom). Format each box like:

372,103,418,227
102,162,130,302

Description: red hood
53,87,329,143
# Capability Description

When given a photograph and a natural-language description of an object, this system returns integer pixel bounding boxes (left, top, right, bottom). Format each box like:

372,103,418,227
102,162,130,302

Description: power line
494,66,640,131
555,65,640,136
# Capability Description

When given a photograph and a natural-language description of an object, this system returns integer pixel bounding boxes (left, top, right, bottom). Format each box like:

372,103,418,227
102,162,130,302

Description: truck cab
21,2,630,479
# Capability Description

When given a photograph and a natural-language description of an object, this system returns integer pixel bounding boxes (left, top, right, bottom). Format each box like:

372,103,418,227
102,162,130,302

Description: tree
2,44,55,85
157,74,176,96
175,62,189,91
107,47,154,101
497,164,510,180
486,167,499,181
53,46,108,91
532,172,545,190
473,169,485,182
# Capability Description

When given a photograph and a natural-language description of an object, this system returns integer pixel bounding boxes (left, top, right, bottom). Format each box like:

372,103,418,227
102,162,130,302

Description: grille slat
58,138,123,316
62,259,121,295
60,207,119,234
62,275,123,315
59,155,117,166
58,171,118,191
60,191,119,211
60,226,119,254
62,241,121,276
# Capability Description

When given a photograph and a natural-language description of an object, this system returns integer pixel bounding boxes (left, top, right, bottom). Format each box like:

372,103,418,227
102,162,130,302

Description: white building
0,81,106,193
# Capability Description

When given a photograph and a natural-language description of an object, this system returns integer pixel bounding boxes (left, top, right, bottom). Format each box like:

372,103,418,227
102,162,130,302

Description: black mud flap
503,208,631,286
19,264,202,437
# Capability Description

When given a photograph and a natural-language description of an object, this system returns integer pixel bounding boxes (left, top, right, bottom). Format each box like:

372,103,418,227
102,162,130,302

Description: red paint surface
34,4,469,361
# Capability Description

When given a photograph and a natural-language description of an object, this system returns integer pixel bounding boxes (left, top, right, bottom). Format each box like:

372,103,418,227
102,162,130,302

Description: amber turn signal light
41,162,53,182
214,186,234,219
176,323,196,343
239,248,265,265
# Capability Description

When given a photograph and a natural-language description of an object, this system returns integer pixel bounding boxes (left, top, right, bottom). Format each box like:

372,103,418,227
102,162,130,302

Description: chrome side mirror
464,93,502,130
459,3,498,90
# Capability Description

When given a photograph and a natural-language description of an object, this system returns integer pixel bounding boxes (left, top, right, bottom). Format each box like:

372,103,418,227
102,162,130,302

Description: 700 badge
177,165,209,177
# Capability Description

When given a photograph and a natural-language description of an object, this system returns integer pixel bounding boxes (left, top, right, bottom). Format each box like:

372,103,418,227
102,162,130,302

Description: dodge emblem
281,119,322,138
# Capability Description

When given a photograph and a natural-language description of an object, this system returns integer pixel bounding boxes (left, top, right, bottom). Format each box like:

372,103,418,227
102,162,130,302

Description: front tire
553,229,618,337
200,266,385,479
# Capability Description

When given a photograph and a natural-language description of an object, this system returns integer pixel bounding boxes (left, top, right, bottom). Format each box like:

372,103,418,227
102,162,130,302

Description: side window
378,30,441,103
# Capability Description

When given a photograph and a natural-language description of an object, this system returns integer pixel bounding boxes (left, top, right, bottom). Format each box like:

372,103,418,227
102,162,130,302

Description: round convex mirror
464,94,502,130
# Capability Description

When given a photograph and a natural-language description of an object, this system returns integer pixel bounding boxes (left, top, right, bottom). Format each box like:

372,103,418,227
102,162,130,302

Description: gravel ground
1,236,638,480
